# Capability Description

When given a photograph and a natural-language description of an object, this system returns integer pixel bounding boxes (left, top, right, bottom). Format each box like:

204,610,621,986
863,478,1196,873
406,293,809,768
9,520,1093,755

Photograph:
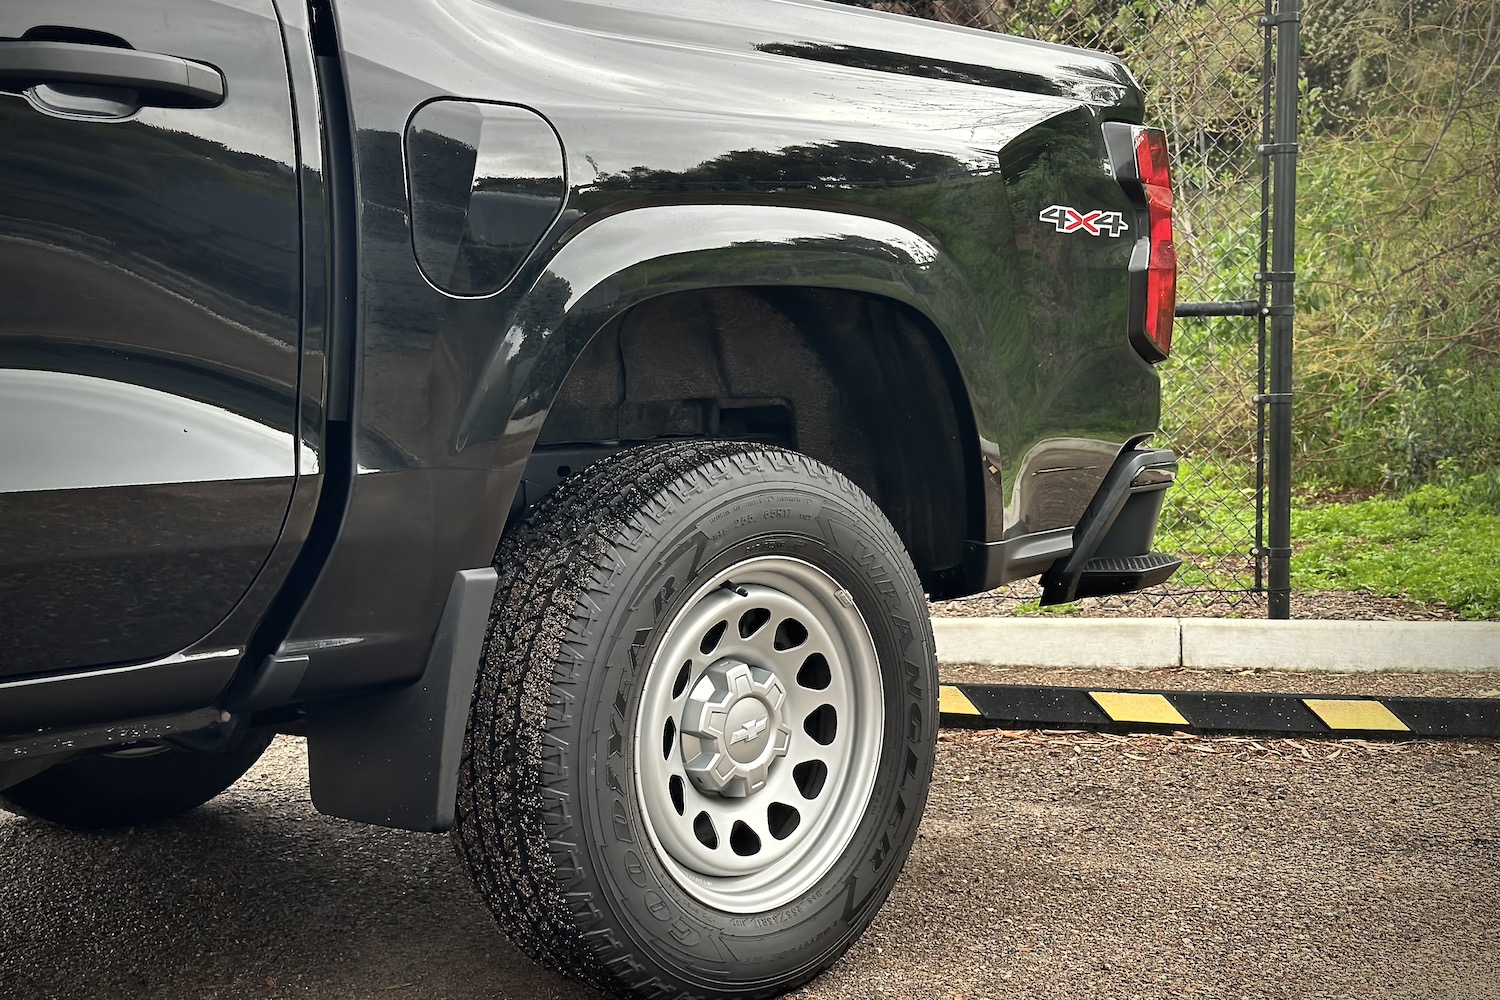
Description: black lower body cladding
454,440,938,999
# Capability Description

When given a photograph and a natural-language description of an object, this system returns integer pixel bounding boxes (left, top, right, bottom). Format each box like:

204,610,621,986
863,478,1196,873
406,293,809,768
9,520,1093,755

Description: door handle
0,40,224,109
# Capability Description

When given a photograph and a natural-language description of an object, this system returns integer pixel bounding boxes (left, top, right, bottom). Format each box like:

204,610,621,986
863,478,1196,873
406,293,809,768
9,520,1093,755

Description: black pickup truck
0,1,1179,996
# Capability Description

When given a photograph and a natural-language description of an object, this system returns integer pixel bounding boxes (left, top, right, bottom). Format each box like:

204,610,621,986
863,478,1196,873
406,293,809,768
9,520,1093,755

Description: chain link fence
834,0,1273,613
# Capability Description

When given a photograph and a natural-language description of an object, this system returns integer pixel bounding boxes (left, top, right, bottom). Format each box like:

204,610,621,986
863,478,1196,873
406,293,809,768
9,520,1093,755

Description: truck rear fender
457,201,991,571
300,206,990,832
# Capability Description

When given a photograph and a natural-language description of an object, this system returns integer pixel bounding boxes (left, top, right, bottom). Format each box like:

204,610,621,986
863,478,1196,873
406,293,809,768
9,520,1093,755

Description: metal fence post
1264,0,1301,619
834,0,1288,615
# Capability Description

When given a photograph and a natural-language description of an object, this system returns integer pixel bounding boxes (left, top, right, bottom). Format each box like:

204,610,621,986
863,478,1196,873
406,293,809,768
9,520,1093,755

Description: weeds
1291,482,1500,620
1164,461,1500,619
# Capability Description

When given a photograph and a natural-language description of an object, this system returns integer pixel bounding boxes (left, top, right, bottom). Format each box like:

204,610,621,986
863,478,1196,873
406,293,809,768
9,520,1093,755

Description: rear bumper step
1041,447,1178,604
1074,553,1182,599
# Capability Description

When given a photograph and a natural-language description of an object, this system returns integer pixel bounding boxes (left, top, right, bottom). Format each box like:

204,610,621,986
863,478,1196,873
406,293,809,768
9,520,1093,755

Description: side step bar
939,683,1500,738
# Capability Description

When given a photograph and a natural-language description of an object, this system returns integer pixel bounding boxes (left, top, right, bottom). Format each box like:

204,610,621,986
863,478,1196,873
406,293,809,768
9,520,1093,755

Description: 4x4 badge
1039,205,1129,237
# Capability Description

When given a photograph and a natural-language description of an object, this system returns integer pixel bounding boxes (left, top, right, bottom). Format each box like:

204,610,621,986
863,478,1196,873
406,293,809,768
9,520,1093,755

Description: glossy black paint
3,0,1167,741
0,0,307,679
271,0,1159,699
0,0,334,734
405,100,567,297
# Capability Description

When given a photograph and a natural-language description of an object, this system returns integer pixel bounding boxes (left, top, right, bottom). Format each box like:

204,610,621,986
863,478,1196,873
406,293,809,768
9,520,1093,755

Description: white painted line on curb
932,617,1500,674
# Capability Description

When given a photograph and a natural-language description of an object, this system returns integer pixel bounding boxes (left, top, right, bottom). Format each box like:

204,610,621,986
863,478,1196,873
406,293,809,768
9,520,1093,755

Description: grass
1160,460,1500,619
1155,460,1260,591
1290,483,1500,620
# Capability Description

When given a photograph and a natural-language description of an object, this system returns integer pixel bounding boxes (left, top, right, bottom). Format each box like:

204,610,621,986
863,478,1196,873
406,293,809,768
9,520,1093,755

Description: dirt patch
931,578,1459,621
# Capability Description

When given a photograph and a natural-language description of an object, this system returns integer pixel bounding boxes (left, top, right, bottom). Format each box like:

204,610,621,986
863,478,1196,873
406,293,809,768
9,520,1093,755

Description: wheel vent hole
797,653,832,690
662,717,676,760
767,802,801,840
669,775,685,816
693,811,718,849
803,704,837,746
729,820,761,857
700,621,728,655
672,661,692,699
737,607,771,639
792,760,828,800
774,618,809,651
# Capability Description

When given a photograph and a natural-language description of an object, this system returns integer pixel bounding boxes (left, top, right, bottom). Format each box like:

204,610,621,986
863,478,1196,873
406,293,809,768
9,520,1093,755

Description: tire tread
453,440,928,998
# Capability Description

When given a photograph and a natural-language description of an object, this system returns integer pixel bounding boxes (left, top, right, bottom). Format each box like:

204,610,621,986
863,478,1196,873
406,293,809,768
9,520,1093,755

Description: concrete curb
932,617,1500,674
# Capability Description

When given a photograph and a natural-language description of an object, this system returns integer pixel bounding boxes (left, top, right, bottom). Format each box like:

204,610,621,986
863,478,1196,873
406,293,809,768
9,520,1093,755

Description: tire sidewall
570,455,936,992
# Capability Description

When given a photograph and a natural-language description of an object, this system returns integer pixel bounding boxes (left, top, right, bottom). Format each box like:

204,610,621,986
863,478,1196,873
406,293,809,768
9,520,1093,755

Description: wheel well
530,287,980,592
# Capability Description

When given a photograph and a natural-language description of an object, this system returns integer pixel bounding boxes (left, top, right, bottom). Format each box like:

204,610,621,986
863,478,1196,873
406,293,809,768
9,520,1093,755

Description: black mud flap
303,567,497,832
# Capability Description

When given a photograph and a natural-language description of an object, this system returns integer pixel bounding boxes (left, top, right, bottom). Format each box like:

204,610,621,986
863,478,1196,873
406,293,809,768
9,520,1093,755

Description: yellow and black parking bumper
938,683,1500,737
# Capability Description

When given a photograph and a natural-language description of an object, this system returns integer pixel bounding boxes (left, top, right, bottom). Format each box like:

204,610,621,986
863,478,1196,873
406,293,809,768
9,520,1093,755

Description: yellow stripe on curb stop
939,685,981,717
1303,699,1410,732
1088,691,1189,726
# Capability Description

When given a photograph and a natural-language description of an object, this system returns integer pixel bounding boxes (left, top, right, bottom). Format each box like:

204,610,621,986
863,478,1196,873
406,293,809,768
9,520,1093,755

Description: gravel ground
4,714,1497,1000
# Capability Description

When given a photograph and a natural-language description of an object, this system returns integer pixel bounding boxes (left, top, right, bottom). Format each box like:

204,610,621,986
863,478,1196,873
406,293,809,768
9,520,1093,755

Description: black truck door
0,0,304,676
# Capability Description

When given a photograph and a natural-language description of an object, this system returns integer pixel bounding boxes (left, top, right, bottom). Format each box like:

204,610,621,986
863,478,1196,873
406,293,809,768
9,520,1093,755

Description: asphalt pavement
2,668,1497,1000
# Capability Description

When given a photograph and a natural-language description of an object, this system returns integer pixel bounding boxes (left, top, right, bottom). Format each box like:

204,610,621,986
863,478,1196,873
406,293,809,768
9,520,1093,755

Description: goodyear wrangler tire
454,440,938,1000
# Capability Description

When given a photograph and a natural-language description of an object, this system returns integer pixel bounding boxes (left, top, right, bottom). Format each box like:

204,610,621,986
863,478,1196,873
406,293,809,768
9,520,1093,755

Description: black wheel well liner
533,285,982,592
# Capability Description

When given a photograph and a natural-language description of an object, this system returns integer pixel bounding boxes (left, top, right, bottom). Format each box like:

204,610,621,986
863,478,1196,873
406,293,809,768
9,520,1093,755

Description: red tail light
1104,122,1178,362
1134,128,1177,357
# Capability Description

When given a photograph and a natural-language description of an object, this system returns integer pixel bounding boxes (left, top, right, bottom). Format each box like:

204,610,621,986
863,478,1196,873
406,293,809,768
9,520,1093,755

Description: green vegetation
1000,0,1500,614
1141,0,1500,494
859,0,1500,614
1154,0,1500,617
1294,114,1500,491
1292,479,1500,619
1155,460,1260,591
1230,2,1497,491
994,460,1500,620
1164,460,1500,618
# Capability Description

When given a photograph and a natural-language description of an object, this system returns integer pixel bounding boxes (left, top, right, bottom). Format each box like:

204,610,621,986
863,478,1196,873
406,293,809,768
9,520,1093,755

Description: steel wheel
455,441,937,1000
635,556,883,913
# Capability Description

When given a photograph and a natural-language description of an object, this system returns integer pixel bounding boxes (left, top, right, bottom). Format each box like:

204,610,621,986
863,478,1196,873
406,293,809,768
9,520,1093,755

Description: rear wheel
0,727,275,829
454,440,938,1000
